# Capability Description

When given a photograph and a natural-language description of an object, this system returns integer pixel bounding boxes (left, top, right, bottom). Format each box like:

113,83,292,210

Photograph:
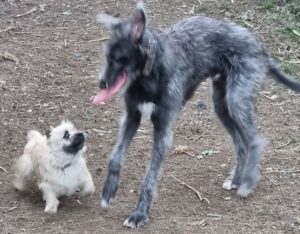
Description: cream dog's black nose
73,133,84,145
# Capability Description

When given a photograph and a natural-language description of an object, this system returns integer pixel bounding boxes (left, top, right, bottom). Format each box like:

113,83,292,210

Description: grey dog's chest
138,102,156,119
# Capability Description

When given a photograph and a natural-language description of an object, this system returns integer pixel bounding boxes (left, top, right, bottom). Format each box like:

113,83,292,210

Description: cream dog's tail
27,130,43,141
24,130,46,154
13,130,46,191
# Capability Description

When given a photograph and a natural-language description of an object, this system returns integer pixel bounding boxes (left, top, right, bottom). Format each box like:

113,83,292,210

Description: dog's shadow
13,181,44,206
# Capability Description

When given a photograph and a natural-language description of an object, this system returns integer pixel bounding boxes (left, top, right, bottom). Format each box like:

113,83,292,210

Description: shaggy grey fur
96,2,300,228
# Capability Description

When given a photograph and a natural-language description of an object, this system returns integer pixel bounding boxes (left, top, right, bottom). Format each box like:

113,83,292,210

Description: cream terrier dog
13,120,95,214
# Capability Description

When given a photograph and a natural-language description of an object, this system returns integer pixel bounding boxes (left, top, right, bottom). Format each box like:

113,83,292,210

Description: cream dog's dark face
48,120,86,155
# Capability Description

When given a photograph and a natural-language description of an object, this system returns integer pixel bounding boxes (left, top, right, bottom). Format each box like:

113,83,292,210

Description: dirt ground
0,0,299,233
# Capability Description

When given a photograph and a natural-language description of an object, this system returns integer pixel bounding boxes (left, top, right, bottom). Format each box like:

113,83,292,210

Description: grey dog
92,2,300,228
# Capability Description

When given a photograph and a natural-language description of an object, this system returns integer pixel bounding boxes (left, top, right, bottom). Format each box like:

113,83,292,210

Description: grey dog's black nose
99,80,107,89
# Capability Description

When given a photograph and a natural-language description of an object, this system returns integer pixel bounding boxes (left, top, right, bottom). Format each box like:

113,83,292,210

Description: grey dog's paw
123,210,148,229
222,178,239,190
101,174,119,208
237,183,253,198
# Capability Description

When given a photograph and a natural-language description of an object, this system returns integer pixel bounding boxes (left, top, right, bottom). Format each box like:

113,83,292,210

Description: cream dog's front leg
39,182,59,214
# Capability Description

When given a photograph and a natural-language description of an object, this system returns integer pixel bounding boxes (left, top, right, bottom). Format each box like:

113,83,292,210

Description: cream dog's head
47,120,87,156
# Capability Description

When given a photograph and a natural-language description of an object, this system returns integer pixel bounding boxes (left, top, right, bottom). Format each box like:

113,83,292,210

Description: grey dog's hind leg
123,108,175,228
212,76,247,190
102,111,141,207
225,69,266,197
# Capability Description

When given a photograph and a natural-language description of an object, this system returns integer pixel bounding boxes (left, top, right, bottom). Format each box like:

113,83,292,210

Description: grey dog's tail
268,58,300,92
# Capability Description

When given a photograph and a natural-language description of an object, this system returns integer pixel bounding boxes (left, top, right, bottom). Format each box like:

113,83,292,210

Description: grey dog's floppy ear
131,1,146,43
96,13,122,29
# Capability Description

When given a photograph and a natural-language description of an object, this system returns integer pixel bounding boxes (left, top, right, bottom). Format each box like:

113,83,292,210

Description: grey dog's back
157,16,300,97
162,16,266,68
150,16,268,105
164,16,256,44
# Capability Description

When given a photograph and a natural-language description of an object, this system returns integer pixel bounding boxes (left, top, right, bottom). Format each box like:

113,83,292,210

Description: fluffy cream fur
13,120,95,214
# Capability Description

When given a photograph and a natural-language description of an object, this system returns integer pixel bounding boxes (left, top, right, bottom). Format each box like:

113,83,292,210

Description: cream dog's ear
45,126,53,138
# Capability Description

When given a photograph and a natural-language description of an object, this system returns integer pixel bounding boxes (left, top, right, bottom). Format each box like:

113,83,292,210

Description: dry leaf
174,145,189,154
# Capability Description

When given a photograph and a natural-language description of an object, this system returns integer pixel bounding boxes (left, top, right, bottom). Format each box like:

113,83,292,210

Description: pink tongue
92,72,127,105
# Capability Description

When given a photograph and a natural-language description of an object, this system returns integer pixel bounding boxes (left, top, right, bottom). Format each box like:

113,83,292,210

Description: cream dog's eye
63,131,70,140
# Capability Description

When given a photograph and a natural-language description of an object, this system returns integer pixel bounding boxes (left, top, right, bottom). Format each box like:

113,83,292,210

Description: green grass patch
282,63,295,75
284,26,300,43
258,0,274,10
286,0,300,21
282,63,300,81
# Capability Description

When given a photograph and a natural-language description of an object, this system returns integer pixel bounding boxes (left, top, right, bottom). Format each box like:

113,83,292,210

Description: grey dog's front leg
123,114,173,228
101,111,141,207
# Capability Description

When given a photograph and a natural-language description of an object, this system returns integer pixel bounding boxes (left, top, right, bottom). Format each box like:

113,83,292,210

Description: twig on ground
14,7,37,18
14,32,43,37
137,129,152,133
193,131,208,141
196,0,217,4
1,52,20,65
243,21,254,28
289,60,300,64
188,219,206,226
171,175,210,204
276,138,293,149
259,92,277,102
0,26,12,33
266,170,300,174
81,37,109,44
0,166,8,173
265,175,278,186
207,213,221,218
8,206,18,212
252,202,263,206
75,199,83,205
0,206,17,212
91,128,112,134
198,219,206,226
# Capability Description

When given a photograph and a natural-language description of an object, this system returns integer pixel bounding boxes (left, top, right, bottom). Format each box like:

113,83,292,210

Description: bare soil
0,0,299,233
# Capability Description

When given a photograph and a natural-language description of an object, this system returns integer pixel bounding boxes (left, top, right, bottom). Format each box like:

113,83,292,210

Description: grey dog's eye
110,54,127,63
63,131,70,140
109,54,120,62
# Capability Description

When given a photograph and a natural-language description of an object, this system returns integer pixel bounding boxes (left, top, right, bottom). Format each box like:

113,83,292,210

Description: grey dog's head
47,120,86,155
92,2,153,105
